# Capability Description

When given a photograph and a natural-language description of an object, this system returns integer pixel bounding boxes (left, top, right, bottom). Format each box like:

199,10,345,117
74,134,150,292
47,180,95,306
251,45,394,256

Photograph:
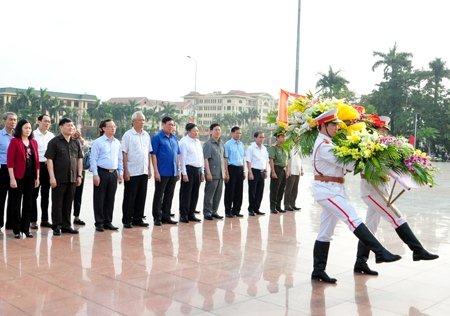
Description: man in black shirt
45,118,83,235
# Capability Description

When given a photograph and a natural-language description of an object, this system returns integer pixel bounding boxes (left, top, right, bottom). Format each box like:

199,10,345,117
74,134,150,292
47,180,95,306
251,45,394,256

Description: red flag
277,89,303,125
409,135,416,147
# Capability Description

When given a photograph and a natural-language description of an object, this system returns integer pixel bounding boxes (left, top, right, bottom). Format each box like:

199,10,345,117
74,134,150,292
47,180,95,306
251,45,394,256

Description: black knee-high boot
395,223,439,261
354,241,379,275
353,223,401,263
311,240,337,284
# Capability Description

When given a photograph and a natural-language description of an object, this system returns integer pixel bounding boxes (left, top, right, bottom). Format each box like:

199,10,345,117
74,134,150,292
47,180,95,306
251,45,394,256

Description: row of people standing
0,110,303,238
0,113,85,238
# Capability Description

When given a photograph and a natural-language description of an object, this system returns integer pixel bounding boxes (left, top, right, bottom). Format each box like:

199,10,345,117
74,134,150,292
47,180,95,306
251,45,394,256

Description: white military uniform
360,115,406,233
312,132,363,241
361,175,407,234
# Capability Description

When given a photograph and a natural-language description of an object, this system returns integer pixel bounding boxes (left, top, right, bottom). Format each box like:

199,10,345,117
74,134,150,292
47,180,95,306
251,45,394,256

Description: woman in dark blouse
7,119,40,238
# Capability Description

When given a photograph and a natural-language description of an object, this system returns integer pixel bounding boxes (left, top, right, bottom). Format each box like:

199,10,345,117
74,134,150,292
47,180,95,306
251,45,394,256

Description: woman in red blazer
7,119,40,238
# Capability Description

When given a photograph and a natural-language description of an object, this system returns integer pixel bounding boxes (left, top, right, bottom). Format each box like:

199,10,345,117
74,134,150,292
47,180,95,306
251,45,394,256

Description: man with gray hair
121,111,152,228
0,112,17,229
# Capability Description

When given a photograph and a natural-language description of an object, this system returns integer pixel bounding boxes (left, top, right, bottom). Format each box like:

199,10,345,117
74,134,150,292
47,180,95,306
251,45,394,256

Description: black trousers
270,165,286,211
284,174,300,209
248,168,265,213
224,165,244,215
32,161,51,223
52,182,76,229
179,166,201,219
0,164,13,228
73,170,85,217
93,169,118,227
122,174,148,224
152,176,177,222
9,175,35,234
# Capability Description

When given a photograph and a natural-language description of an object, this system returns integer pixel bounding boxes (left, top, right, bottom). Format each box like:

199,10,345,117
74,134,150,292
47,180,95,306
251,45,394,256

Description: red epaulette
323,139,330,144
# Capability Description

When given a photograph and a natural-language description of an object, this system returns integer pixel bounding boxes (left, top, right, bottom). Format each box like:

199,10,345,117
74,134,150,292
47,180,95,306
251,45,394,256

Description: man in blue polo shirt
151,116,180,226
224,126,245,218
0,112,17,229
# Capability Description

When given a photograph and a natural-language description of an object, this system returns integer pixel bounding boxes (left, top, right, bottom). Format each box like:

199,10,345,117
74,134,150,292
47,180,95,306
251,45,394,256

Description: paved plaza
0,161,449,315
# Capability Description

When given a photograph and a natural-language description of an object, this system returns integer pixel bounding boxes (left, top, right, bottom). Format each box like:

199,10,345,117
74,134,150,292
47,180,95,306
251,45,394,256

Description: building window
239,100,242,104
227,99,231,103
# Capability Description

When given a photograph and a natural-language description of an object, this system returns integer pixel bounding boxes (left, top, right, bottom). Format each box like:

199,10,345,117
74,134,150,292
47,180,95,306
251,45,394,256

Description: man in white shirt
284,148,304,211
246,131,269,216
121,111,152,228
31,114,55,229
178,123,203,223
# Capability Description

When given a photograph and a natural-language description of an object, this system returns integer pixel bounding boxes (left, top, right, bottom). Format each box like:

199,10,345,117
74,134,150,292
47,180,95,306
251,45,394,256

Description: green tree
316,66,355,100
365,44,415,134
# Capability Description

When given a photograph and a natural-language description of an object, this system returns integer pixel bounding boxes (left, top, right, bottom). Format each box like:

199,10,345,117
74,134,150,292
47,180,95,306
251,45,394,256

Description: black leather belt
98,167,117,173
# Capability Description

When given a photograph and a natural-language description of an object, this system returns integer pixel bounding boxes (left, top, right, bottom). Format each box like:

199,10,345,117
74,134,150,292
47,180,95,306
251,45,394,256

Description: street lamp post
413,113,418,148
186,55,197,92
294,0,302,93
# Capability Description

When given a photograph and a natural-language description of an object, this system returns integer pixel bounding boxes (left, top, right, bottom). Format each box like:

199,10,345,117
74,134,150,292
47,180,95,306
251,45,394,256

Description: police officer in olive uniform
268,128,290,214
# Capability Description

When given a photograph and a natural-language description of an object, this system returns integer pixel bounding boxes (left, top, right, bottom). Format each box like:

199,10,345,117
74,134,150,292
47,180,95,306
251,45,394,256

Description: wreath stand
370,171,420,218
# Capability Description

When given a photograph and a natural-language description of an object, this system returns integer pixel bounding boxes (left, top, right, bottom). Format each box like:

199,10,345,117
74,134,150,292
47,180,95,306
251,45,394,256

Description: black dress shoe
22,231,33,238
170,213,175,217
61,227,79,234
30,223,38,230
53,228,61,236
188,216,201,222
14,233,21,239
40,222,53,228
225,214,234,218
123,223,133,229
74,219,86,226
234,214,244,218
254,211,265,215
194,210,200,214
248,212,256,216
104,224,119,230
154,221,162,226
204,215,213,221
285,208,294,212
278,209,286,213
96,226,105,232
212,214,223,220
161,219,178,225
132,222,150,227
293,206,301,211
180,217,189,223
271,210,279,214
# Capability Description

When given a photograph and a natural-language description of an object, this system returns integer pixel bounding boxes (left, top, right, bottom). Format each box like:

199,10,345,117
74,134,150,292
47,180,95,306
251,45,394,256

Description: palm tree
158,102,180,121
372,43,413,79
425,58,450,100
316,66,353,99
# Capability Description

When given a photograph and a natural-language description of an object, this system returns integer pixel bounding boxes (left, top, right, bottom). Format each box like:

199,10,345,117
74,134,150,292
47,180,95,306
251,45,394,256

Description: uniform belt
98,167,117,173
314,175,344,184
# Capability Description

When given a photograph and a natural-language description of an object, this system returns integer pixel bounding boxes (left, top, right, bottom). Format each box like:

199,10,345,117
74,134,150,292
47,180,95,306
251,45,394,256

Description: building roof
107,97,148,104
0,87,97,101
183,90,274,99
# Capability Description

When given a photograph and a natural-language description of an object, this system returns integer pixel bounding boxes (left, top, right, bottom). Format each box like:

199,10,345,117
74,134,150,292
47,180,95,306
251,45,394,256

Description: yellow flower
287,97,308,115
337,103,360,122
278,122,288,129
346,122,366,133
346,134,361,143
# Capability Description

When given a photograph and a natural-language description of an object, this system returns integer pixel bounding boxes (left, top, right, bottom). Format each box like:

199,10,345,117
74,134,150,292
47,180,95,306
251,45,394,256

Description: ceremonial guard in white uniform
354,116,438,275
311,109,401,284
